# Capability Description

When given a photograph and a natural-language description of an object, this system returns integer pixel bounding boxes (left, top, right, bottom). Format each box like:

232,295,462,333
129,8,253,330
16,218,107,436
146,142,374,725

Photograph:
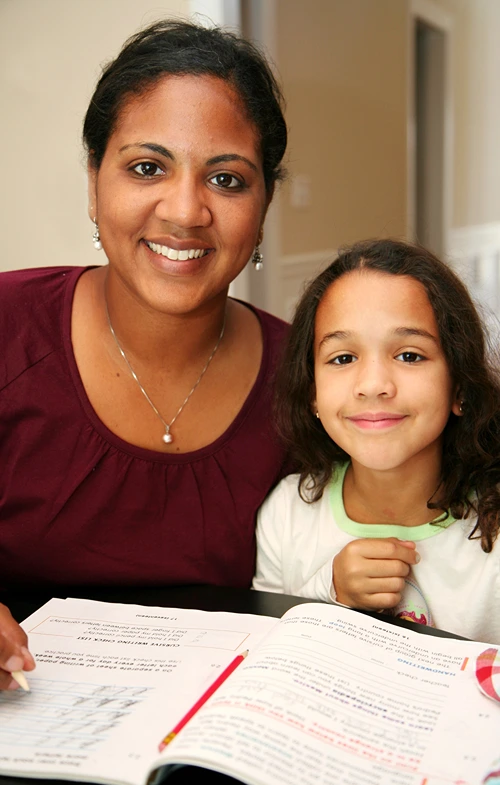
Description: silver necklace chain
105,302,226,445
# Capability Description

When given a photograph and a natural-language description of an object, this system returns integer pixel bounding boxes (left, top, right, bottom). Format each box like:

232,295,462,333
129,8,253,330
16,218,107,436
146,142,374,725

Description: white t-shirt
253,464,500,644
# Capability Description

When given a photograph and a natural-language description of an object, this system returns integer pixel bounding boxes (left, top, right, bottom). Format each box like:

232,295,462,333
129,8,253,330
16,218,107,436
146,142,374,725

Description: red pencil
158,649,249,751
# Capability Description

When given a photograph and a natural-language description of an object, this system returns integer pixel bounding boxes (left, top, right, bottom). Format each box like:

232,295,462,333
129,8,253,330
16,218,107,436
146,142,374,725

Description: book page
0,597,276,785
160,602,500,785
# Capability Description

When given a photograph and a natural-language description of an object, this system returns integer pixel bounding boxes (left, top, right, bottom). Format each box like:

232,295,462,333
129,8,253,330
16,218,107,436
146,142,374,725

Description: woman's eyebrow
117,145,258,174
119,142,174,159
206,153,258,172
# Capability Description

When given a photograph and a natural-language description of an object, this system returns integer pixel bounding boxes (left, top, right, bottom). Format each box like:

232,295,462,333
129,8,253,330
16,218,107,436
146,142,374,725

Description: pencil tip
11,670,30,692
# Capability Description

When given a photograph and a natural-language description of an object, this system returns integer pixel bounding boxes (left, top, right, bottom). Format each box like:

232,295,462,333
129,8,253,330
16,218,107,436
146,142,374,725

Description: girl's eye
396,351,424,363
132,162,164,177
330,354,357,366
209,173,243,189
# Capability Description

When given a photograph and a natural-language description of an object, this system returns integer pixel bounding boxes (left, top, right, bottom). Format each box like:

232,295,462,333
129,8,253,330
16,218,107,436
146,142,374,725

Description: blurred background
1,0,499,320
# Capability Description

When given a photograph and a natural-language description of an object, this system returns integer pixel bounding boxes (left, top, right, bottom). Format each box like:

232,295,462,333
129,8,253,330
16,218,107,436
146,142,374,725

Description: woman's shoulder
239,303,289,377
0,265,84,308
252,304,289,341
235,299,289,341
0,266,86,389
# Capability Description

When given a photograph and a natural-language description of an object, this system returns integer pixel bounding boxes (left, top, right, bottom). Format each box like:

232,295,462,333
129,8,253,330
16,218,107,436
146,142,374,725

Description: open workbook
0,598,499,785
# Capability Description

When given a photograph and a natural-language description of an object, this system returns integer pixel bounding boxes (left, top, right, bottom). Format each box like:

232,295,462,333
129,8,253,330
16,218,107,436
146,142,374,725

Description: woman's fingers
0,603,35,690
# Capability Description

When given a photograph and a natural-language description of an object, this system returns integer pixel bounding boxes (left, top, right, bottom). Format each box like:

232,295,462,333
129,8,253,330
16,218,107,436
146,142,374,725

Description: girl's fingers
353,538,420,565
365,559,412,579
366,576,407,595
365,592,404,610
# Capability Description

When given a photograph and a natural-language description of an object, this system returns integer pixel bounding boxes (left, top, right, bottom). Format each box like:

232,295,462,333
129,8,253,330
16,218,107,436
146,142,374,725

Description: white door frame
407,0,454,254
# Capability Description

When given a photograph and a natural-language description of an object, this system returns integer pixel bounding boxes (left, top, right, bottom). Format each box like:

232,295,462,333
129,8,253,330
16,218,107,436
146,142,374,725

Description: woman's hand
0,603,35,690
333,538,420,610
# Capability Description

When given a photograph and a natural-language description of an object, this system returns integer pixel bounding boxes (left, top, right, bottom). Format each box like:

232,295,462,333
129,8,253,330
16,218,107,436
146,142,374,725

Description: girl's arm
253,480,341,602
253,486,287,594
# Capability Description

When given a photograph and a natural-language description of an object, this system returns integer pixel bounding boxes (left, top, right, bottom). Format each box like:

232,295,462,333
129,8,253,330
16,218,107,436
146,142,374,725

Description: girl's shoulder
260,469,341,518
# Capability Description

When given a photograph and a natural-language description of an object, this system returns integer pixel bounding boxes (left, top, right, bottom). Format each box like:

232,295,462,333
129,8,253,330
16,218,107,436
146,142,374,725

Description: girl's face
88,74,270,315
313,269,461,475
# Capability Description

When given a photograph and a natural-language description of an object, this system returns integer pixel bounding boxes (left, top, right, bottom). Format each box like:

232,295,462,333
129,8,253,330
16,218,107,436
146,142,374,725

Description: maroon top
0,267,289,591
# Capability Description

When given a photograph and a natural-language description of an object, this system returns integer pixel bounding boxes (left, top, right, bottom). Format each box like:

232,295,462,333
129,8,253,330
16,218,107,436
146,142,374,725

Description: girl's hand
0,603,35,690
333,538,420,610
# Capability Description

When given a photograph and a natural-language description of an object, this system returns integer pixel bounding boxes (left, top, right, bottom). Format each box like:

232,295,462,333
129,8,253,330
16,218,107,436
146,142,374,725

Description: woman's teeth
146,242,208,261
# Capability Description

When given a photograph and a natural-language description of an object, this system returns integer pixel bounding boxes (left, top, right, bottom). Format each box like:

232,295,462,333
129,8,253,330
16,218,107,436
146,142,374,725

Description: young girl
253,238,500,644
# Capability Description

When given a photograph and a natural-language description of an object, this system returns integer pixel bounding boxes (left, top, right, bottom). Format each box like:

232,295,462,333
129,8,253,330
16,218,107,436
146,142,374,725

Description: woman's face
88,74,270,314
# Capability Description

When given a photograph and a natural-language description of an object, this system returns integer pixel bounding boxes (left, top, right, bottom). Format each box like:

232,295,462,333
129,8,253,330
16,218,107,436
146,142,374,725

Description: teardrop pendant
163,429,173,444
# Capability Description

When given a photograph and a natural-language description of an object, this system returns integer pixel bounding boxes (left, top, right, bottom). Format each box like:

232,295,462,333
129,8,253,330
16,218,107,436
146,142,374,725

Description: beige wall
0,0,188,272
275,0,408,256
2,0,499,283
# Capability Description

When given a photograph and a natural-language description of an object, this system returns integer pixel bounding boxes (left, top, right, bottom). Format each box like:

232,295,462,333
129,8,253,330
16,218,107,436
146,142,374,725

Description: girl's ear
310,390,318,418
451,388,465,417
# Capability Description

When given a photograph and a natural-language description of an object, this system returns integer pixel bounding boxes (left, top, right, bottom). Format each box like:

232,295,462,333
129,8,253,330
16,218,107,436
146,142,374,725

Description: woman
0,20,288,689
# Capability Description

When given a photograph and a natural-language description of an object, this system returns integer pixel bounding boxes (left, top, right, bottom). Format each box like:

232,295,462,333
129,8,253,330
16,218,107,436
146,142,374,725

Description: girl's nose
155,174,212,228
353,359,397,399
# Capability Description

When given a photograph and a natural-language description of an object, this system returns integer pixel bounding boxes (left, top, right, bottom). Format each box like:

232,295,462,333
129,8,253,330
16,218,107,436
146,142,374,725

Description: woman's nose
353,359,396,399
155,174,212,228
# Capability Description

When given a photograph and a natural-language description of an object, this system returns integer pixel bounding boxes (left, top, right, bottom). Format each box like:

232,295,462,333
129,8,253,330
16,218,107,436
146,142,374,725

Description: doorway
409,1,452,257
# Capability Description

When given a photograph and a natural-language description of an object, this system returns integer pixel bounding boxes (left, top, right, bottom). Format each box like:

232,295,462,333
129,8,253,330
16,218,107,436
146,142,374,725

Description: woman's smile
143,239,214,277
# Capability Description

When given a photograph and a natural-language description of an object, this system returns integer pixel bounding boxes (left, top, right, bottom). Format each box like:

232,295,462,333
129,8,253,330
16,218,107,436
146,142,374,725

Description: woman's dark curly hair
275,238,500,552
83,19,287,193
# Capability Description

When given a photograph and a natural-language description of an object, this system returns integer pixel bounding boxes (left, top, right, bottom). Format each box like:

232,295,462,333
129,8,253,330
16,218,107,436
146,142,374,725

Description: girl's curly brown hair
275,238,500,552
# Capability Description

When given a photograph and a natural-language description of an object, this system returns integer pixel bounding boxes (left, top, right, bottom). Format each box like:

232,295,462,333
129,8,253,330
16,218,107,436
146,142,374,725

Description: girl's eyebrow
394,327,438,343
318,327,438,348
318,330,351,348
118,144,258,172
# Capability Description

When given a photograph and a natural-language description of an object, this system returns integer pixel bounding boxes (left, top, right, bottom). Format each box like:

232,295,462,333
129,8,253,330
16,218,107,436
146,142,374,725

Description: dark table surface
1,585,462,785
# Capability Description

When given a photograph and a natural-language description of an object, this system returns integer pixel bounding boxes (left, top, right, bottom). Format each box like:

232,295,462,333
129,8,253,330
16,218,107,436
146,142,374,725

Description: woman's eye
396,351,424,363
132,162,164,177
209,173,242,189
330,354,356,366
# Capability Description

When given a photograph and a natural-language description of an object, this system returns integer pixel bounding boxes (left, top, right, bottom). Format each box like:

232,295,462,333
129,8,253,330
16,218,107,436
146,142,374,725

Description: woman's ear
87,161,98,221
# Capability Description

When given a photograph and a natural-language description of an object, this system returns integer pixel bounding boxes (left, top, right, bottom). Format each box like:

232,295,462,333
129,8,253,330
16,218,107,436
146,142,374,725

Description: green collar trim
329,463,456,541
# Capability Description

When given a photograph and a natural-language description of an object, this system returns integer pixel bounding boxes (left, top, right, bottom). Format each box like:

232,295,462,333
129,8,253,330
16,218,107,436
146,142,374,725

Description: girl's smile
313,269,462,476
345,412,408,430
